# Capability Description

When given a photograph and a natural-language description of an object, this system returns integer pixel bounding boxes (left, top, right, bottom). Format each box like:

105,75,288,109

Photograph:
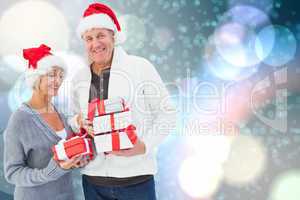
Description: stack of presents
52,97,138,161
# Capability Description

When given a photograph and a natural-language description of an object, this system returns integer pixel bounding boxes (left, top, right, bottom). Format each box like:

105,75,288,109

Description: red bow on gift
73,127,89,138
23,44,52,69
111,125,138,151
52,136,94,161
88,98,106,121
83,3,121,31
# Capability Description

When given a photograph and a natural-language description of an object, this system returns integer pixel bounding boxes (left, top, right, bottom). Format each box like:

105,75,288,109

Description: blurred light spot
187,135,234,164
255,25,275,64
8,75,32,112
214,5,273,68
228,0,274,14
270,170,300,200
178,156,223,198
204,50,258,81
0,0,70,56
2,55,26,73
223,135,267,186
214,23,250,67
119,14,146,51
153,27,174,50
228,5,271,27
0,61,19,87
258,25,297,67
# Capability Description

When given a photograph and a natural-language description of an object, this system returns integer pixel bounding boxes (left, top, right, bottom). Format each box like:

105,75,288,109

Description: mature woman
4,44,83,200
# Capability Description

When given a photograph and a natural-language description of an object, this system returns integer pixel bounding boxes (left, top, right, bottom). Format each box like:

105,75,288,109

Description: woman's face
37,67,64,97
83,28,115,66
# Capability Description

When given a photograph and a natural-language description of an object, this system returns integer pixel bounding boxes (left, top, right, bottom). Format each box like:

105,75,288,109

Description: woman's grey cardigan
3,103,75,200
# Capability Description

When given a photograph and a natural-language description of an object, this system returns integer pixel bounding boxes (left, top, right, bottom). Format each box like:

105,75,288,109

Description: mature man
68,3,176,200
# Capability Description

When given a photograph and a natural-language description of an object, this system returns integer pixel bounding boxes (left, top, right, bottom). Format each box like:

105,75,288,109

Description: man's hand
109,139,146,157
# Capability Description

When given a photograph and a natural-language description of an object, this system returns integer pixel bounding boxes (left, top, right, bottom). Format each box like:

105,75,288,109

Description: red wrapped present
88,97,128,120
52,136,94,161
93,110,132,134
94,125,138,153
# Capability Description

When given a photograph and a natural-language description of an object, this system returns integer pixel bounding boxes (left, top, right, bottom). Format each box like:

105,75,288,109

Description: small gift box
52,136,94,161
88,97,128,120
94,125,138,153
93,110,132,134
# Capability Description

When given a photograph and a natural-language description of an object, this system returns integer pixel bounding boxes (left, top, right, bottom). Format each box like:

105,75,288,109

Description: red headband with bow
23,44,52,69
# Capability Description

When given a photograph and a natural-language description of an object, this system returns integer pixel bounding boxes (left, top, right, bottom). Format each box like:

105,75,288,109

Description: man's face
83,28,115,66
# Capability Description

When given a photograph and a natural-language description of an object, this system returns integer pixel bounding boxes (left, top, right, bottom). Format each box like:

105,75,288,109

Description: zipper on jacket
103,153,109,176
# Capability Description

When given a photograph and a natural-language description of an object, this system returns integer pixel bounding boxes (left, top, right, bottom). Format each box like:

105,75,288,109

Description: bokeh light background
0,0,300,199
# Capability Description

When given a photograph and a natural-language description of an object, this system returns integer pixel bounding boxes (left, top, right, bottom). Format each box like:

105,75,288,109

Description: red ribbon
99,100,105,115
23,44,52,69
64,137,87,159
88,138,94,160
111,132,120,151
110,113,115,130
52,136,94,161
88,98,106,121
126,125,138,145
111,125,138,151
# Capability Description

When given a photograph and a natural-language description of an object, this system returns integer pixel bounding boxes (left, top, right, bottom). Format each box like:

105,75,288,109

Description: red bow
111,125,138,150
88,98,106,121
23,44,52,69
83,3,121,31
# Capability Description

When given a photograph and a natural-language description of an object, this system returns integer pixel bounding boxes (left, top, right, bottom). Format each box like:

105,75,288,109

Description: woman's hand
57,155,83,170
77,113,93,136
73,156,90,168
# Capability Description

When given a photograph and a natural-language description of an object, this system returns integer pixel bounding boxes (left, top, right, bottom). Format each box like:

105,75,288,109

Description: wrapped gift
88,97,128,120
93,110,132,134
52,136,94,161
94,125,138,153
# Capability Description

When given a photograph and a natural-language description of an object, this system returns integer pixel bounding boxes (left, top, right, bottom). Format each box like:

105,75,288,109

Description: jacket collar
21,103,66,141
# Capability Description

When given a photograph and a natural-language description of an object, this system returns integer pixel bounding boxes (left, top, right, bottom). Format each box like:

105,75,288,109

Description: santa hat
23,44,67,88
76,3,126,45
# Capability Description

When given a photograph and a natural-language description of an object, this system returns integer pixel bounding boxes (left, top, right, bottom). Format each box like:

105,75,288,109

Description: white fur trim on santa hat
76,14,126,45
114,31,126,45
25,55,67,89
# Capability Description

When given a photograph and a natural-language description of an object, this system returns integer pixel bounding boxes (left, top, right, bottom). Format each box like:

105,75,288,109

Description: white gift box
88,97,127,117
52,136,94,161
93,110,132,134
94,126,137,153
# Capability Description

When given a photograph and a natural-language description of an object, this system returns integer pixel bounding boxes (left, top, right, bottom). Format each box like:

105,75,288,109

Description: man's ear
110,30,116,43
